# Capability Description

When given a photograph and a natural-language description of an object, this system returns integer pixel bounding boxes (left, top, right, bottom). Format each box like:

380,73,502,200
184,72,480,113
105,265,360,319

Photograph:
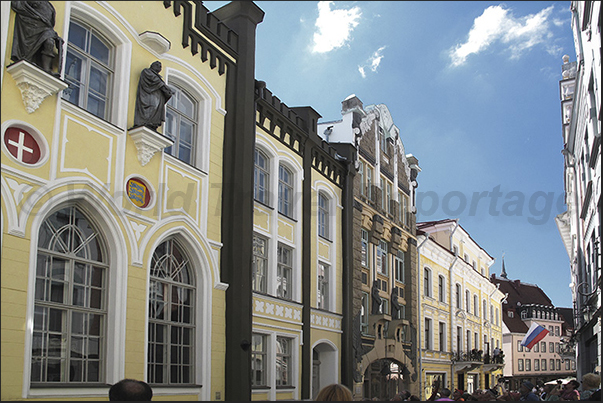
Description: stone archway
312,341,338,399
363,358,408,400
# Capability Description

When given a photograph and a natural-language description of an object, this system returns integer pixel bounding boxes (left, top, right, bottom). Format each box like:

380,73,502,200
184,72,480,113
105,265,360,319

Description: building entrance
363,359,408,400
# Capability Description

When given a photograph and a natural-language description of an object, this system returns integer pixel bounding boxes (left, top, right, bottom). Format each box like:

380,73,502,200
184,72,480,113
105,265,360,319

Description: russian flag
520,322,549,349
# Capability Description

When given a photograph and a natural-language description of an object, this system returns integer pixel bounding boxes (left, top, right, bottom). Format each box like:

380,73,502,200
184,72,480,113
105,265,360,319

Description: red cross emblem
3,127,41,164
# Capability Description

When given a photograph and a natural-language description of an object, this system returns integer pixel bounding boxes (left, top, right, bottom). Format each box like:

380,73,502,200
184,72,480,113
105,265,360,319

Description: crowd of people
105,373,599,401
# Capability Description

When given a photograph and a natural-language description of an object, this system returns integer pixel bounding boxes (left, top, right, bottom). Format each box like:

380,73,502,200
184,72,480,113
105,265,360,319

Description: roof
490,275,554,333
417,219,495,261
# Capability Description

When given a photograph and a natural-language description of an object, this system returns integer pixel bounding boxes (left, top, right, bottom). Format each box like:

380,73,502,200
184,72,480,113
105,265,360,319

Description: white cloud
358,46,387,78
450,4,557,67
312,1,362,53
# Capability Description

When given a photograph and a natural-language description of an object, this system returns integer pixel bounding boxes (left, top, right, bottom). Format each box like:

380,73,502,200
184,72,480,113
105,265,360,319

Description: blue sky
205,1,577,308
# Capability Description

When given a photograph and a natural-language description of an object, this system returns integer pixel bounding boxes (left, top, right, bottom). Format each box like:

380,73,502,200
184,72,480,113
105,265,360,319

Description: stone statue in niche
10,1,63,75
371,280,381,314
391,287,401,319
133,61,173,131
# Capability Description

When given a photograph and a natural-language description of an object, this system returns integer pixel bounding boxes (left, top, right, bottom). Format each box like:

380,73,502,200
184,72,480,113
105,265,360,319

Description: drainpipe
417,233,430,399
449,219,460,252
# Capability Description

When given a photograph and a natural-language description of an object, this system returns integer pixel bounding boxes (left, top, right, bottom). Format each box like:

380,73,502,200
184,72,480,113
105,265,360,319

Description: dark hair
109,379,153,401
440,388,452,397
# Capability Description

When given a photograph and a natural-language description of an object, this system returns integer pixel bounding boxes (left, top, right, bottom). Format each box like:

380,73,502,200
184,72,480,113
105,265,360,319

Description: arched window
423,268,432,297
148,239,195,385
63,20,114,120
32,206,108,384
438,275,445,302
165,85,197,164
318,192,329,239
278,164,293,217
254,149,269,205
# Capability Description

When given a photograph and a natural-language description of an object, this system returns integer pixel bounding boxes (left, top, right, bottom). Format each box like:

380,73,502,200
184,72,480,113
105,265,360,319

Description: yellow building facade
250,85,350,400
1,1,262,400
417,220,505,399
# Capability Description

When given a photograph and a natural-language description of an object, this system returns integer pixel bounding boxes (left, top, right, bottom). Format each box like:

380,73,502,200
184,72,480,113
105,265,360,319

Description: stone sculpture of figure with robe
391,288,401,319
133,61,173,131
371,280,381,314
10,1,63,75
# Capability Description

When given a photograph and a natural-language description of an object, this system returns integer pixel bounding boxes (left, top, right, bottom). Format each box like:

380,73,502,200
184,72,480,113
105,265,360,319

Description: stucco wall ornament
7,60,67,113
128,125,174,166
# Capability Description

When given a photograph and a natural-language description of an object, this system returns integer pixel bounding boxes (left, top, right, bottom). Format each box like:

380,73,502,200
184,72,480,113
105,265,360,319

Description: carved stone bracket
7,60,68,113
128,126,174,166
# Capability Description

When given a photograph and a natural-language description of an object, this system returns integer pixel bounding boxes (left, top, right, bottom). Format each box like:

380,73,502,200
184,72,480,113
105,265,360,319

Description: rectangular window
277,244,292,300
251,334,267,387
379,298,389,315
456,284,462,309
474,332,479,351
550,359,555,371
541,359,547,371
565,360,571,370
252,235,268,293
395,250,405,283
377,240,388,275
496,308,499,326
361,229,369,267
556,359,561,371
541,341,546,353
361,292,369,334
438,276,445,302
549,342,554,353
318,193,329,239
467,330,471,351
317,262,329,310
439,322,446,352
366,166,373,200
276,336,292,387
517,340,523,352
278,165,293,217
526,359,531,371
555,343,560,353
424,269,431,297
534,342,539,352
425,318,432,350
555,326,560,336
359,161,365,197
457,327,462,351
466,291,471,312
518,359,524,371
386,181,392,214
534,359,540,371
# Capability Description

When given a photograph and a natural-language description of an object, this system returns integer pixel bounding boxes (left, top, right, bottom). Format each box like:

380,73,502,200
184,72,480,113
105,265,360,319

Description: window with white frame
251,334,267,387
423,268,432,297
164,85,197,164
439,322,446,351
438,275,445,302
400,191,408,226
395,250,405,283
359,160,365,196
425,318,432,350
252,234,268,293
318,192,329,239
541,359,547,371
482,300,487,320
148,239,195,385
277,244,292,300
361,292,369,334
457,326,462,351
465,290,470,312
380,177,386,210
555,359,560,371
473,295,478,316
549,342,554,353
254,149,269,205
32,206,108,384
377,240,388,275
456,284,462,309
361,229,369,268
278,164,293,218
517,341,523,352
490,305,493,323
541,341,546,353
63,20,113,120
317,262,329,310
366,165,373,200
526,359,531,371
466,330,471,351
276,336,292,387
534,358,540,371
379,297,389,315
474,332,479,351
386,181,392,215
550,359,555,371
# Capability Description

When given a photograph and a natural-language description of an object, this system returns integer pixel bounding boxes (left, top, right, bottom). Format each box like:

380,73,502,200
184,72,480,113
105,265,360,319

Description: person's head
565,379,580,390
315,383,353,401
150,61,162,73
461,392,472,401
109,379,153,401
439,388,452,398
543,384,554,393
520,381,534,394
400,390,411,400
582,373,601,390
452,389,464,399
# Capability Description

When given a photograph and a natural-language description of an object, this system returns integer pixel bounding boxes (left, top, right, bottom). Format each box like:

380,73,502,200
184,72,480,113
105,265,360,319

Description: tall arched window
254,149,269,205
278,164,293,217
32,206,108,384
318,192,329,239
63,20,114,120
148,239,195,385
165,85,197,164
